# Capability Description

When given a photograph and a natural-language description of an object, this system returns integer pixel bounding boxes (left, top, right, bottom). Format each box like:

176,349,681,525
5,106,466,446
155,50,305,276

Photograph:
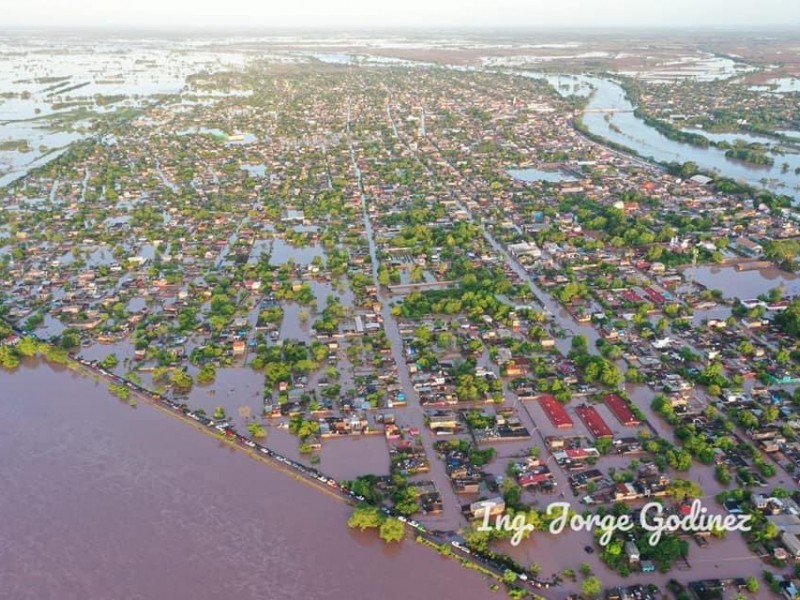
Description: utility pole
684,246,698,299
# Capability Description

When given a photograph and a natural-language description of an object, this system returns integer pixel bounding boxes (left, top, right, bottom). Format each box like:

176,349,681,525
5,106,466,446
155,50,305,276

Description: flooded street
3,28,799,600
0,361,497,600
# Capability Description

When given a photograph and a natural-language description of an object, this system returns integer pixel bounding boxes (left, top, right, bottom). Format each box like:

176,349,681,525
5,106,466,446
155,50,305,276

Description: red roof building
576,405,613,439
605,393,640,427
539,394,573,429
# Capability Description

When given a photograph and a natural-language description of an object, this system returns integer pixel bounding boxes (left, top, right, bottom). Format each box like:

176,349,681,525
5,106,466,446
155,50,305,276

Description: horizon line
2,23,800,33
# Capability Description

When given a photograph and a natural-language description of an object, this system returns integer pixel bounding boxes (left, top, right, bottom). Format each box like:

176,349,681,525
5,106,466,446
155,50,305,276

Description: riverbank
553,73,800,198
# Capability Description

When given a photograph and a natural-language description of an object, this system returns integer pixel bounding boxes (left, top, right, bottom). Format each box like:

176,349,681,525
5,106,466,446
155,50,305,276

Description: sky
5,0,800,29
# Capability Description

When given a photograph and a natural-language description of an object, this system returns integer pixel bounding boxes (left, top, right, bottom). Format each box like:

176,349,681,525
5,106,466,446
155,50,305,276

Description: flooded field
507,167,577,183
691,265,800,299
0,34,251,187
0,360,497,600
185,366,265,426
750,77,800,93
319,435,392,481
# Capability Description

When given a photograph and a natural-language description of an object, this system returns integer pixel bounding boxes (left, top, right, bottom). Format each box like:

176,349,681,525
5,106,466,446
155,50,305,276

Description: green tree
581,576,602,597
0,345,21,370
247,421,266,438
197,364,217,385
502,570,518,584
60,328,81,349
100,353,119,370
347,505,382,531
16,336,39,357
170,369,193,391
571,334,588,354
378,517,405,543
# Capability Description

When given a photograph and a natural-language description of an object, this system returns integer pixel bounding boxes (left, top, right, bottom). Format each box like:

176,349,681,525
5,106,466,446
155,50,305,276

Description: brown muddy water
692,265,800,299
0,360,496,600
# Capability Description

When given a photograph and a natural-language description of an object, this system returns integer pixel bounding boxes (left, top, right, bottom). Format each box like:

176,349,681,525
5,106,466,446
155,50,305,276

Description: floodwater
533,73,800,198
507,167,577,183
186,366,265,429
682,129,800,176
684,129,792,147
270,238,326,266
0,35,250,189
618,54,755,82
0,360,497,600
319,435,392,481
497,517,770,598
691,265,800,299
750,78,800,94
241,163,267,178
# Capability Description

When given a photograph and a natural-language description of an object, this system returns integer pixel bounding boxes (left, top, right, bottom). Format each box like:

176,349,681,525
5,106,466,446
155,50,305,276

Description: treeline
636,111,711,148
0,335,69,370
721,143,775,166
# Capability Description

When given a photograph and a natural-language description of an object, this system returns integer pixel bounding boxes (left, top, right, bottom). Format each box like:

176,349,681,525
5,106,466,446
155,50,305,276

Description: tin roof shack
466,496,505,520
516,463,556,492
389,441,429,475
734,236,764,257
470,409,530,444
769,514,800,559
427,410,458,432
434,439,485,495
625,541,640,563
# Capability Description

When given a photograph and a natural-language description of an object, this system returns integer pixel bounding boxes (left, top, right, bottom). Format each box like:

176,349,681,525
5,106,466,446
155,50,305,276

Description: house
690,174,713,185
469,497,505,519
428,411,457,430
774,547,790,562
454,480,480,494
625,541,640,563
774,513,800,558
508,241,541,259
282,209,305,222
519,472,553,488
735,236,764,257
615,483,639,501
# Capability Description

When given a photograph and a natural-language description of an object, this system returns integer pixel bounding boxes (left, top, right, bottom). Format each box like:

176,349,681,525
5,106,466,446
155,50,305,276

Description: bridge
583,108,635,114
